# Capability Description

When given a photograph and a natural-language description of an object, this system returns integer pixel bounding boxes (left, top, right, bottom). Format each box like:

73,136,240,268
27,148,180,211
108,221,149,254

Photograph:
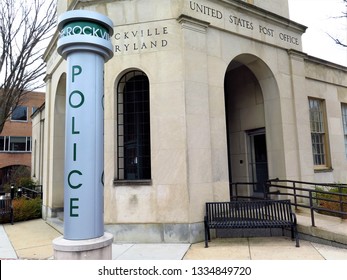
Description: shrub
13,197,42,222
17,177,37,189
0,197,42,224
11,166,31,184
316,186,347,219
1,183,12,194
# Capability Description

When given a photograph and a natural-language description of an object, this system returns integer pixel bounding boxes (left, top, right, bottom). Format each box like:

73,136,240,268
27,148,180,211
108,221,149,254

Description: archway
224,54,281,198
50,73,66,214
0,165,31,191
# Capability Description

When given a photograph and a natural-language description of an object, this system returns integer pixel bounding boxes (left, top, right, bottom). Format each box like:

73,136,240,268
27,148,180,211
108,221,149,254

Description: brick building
0,91,45,187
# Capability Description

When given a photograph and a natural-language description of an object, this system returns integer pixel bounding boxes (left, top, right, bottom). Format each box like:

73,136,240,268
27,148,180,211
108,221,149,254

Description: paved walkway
1,217,347,260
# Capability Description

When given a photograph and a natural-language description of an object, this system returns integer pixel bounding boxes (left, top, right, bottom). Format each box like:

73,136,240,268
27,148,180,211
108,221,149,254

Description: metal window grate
117,71,151,180
309,98,327,166
341,103,347,159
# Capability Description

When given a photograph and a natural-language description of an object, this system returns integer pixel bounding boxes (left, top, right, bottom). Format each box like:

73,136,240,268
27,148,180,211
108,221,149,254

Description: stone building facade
39,0,347,243
31,103,45,187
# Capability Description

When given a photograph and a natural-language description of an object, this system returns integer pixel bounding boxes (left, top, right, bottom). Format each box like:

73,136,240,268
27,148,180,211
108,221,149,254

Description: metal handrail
17,185,43,199
230,179,347,226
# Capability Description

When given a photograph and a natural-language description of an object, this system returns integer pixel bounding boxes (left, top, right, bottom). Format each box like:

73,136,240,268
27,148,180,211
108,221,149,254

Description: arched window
117,70,151,180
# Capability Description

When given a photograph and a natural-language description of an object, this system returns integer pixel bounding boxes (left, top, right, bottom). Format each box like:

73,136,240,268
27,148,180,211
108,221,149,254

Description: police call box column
56,10,113,241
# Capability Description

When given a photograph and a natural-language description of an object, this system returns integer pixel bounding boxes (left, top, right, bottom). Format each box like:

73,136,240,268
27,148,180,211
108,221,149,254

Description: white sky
288,0,347,66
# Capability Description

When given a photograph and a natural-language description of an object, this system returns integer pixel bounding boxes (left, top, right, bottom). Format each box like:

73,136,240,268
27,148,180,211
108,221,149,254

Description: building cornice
216,0,307,33
305,55,347,72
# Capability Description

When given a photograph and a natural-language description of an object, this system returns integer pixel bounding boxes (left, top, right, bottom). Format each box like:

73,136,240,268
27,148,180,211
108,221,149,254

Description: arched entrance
50,73,66,215
224,54,281,198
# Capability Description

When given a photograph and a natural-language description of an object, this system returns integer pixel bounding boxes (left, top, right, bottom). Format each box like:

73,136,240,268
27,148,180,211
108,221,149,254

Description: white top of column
57,10,114,61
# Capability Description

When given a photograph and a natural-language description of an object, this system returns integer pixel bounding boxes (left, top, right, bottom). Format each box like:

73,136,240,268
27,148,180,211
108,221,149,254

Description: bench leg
204,227,209,248
292,225,300,247
291,227,294,241
204,220,210,248
295,229,300,248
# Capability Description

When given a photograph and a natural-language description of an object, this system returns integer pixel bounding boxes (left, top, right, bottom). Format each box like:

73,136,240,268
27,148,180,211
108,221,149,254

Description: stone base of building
105,222,205,243
53,232,113,260
42,205,64,220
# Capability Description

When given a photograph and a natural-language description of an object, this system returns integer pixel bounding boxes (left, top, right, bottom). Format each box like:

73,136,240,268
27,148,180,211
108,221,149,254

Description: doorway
224,54,281,199
224,55,270,198
248,129,268,195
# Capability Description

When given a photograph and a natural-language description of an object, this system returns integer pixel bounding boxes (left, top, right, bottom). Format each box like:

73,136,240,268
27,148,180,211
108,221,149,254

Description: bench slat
204,200,299,248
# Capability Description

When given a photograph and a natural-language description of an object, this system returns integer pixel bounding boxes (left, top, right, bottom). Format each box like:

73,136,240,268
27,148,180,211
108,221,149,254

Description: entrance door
248,129,268,195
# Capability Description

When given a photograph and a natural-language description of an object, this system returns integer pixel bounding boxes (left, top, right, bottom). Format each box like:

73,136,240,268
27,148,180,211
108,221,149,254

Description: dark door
249,131,268,194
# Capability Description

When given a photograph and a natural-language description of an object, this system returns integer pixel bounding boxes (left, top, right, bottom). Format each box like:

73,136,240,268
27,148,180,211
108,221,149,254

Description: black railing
230,182,268,200
16,185,43,199
230,179,347,227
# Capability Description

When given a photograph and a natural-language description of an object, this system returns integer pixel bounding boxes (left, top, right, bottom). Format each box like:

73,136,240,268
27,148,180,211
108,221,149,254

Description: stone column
53,10,114,260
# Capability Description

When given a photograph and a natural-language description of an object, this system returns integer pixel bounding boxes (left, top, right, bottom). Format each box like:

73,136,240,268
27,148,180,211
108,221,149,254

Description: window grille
309,98,329,167
341,103,347,159
117,71,151,180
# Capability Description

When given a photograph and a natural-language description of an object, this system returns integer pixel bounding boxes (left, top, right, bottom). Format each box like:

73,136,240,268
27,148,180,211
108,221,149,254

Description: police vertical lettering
69,64,83,217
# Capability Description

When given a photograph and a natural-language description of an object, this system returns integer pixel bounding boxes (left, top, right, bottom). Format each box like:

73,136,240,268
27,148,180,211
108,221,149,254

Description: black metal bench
204,199,299,248
0,188,14,225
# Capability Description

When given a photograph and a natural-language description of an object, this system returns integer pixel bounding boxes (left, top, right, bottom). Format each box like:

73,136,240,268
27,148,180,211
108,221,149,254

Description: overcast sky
288,0,347,66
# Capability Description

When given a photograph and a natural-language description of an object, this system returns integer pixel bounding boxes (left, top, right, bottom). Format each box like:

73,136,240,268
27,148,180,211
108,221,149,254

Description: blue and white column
53,10,114,259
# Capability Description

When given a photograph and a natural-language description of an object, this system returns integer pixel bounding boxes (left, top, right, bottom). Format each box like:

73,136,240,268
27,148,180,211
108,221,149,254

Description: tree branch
0,0,56,133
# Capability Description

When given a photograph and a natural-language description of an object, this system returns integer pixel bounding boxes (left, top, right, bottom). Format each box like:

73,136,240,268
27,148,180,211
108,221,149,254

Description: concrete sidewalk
1,218,347,260
184,237,347,260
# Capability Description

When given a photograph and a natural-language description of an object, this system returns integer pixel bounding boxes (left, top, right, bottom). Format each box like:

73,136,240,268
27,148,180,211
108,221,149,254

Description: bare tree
329,0,347,47
0,0,56,133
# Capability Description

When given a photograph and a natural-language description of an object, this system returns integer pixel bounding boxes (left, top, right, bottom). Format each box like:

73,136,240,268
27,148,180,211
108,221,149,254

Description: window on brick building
11,106,28,121
0,136,31,152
